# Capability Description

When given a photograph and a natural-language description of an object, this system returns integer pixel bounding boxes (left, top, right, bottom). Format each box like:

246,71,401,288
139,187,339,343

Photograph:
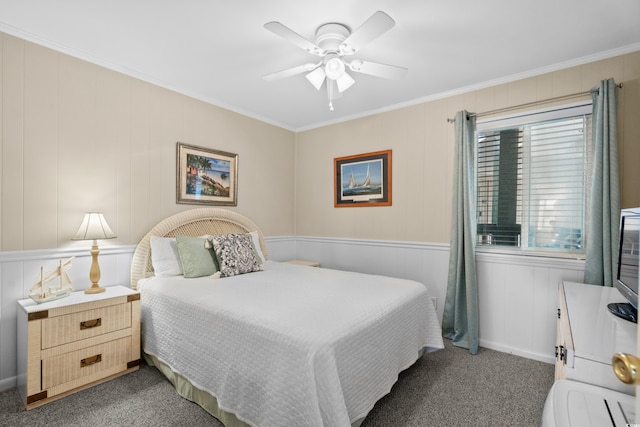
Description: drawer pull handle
80,318,102,330
81,354,102,368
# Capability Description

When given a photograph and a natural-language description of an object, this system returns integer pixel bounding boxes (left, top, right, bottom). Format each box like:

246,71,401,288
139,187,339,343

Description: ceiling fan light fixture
336,72,355,93
305,67,326,90
325,56,345,80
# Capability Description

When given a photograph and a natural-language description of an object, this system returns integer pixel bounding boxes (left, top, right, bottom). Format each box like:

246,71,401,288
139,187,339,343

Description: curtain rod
446,82,623,123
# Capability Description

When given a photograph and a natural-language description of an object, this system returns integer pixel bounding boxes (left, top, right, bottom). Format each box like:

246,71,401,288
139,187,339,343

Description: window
476,103,592,254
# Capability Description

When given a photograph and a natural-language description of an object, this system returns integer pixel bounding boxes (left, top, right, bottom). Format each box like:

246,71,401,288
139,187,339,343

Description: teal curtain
584,78,620,287
443,110,478,355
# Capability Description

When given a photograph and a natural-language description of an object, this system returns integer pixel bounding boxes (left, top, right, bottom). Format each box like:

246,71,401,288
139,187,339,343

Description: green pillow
175,235,219,278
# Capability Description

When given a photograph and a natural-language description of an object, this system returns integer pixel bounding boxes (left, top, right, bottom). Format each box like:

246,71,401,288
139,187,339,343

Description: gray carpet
0,340,554,426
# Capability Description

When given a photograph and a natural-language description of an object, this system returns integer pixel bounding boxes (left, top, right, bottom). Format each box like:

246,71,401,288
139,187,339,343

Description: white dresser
555,281,636,395
544,281,638,426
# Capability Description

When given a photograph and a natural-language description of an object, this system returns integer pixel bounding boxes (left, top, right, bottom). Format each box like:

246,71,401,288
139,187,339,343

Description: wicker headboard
130,208,268,289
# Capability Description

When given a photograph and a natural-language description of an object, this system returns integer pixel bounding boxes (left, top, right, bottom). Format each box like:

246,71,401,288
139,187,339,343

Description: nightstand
285,259,320,267
17,285,141,409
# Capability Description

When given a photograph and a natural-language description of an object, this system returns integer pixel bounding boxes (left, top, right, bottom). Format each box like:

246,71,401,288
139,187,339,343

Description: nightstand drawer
42,336,131,390
41,303,132,349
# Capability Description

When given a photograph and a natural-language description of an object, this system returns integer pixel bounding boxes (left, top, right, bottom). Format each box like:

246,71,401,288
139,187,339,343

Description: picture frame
334,149,392,207
176,142,238,206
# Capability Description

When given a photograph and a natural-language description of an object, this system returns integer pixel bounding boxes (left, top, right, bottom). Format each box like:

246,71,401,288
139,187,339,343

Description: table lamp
72,212,116,294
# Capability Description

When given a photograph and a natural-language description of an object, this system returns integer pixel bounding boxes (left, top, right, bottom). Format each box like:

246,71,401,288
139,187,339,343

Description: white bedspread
139,261,443,427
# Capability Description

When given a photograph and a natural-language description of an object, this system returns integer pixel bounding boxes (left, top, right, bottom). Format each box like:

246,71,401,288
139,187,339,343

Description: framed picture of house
334,149,392,207
176,142,238,206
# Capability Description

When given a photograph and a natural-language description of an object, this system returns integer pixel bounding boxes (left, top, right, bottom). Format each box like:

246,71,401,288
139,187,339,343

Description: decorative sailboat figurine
29,257,75,304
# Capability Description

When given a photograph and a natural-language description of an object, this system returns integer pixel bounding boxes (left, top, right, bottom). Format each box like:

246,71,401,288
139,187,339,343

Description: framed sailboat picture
334,150,392,207
176,142,238,206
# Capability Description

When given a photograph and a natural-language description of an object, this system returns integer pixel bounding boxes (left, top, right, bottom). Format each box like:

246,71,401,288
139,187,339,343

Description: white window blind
476,103,592,253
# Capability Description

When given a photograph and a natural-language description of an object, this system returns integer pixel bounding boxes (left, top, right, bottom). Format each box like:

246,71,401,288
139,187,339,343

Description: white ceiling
1,0,639,131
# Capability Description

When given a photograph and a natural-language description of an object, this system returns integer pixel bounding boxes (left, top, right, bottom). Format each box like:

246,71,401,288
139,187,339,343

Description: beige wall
295,51,640,243
0,33,296,251
1,31,639,251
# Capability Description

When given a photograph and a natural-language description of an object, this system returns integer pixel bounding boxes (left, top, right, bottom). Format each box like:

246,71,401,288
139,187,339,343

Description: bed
130,208,444,427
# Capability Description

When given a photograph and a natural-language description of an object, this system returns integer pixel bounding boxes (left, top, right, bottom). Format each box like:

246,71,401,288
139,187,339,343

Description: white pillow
150,236,183,277
249,231,266,263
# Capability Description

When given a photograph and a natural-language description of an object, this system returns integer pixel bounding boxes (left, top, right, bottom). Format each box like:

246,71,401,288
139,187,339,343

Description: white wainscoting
475,251,585,363
294,237,451,316
0,235,585,391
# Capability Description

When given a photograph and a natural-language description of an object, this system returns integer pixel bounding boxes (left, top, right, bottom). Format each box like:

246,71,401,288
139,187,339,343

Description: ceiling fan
263,11,407,111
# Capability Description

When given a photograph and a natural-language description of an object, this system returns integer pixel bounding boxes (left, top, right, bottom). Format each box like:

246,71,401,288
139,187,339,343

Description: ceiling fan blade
336,72,355,93
347,59,407,80
305,67,326,90
263,62,319,81
339,11,395,55
264,21,324,56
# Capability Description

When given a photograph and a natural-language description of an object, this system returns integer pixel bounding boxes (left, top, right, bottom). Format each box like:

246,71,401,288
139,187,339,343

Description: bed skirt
145,353,368,427
144,353,249,427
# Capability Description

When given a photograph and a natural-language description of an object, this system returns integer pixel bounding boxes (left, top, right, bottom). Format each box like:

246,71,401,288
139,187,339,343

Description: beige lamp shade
72,213,116,294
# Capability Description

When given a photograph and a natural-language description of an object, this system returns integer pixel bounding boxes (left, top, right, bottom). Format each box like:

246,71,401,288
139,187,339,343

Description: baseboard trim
0,376,17,392
479,339,555,365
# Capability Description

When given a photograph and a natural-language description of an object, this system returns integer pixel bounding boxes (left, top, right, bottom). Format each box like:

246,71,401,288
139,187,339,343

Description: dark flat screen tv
608,207,640,323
